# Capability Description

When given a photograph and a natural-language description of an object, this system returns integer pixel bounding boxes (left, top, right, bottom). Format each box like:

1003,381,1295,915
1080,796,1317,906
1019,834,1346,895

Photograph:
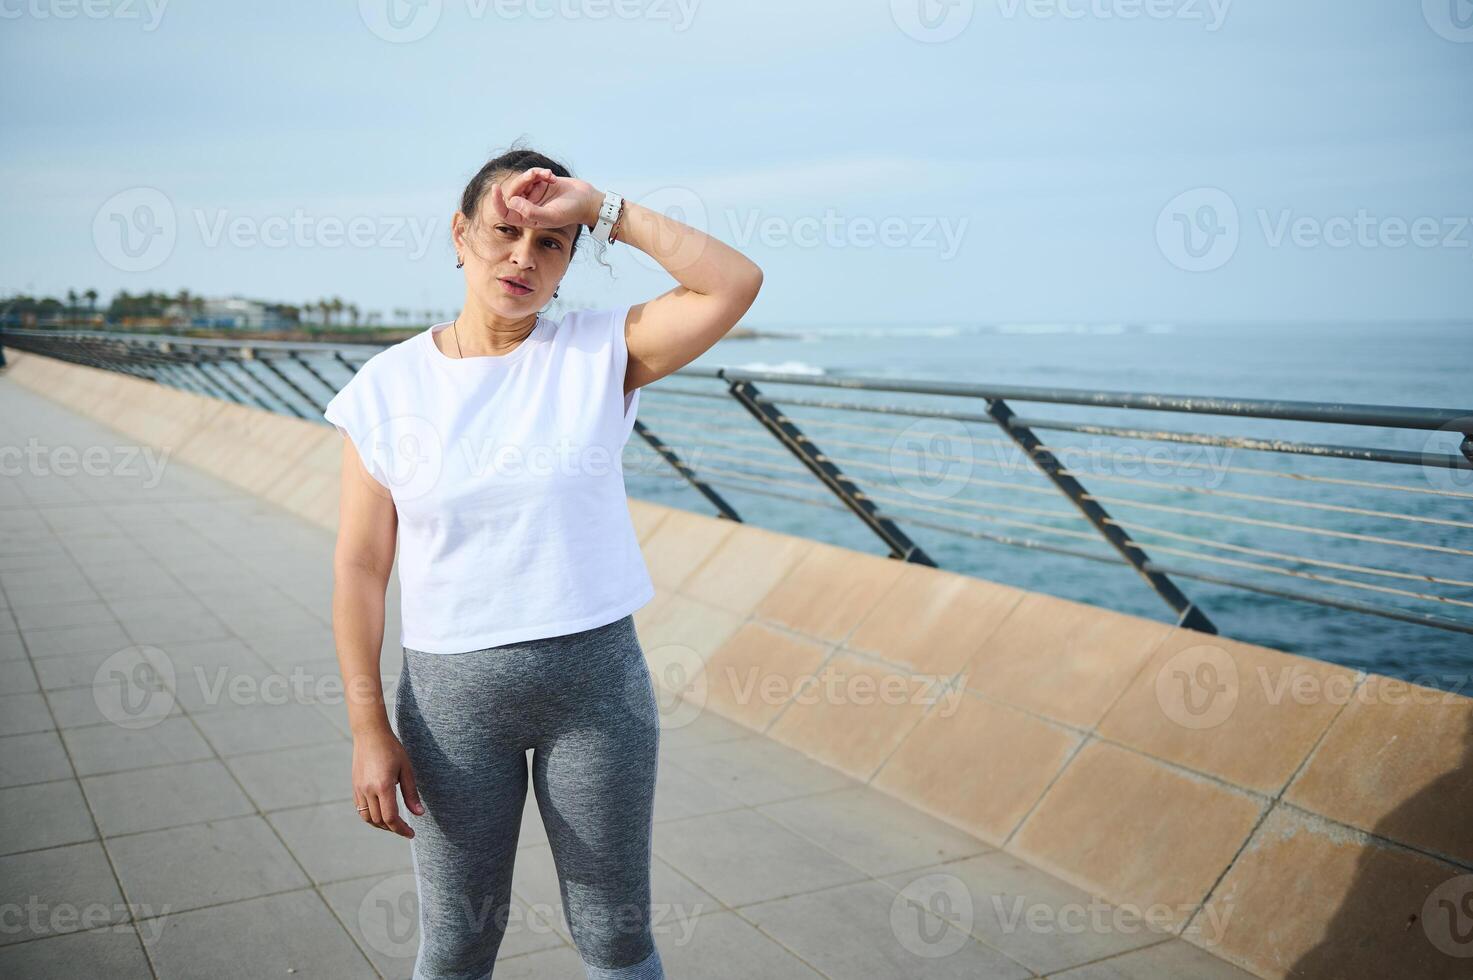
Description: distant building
164,297,283,329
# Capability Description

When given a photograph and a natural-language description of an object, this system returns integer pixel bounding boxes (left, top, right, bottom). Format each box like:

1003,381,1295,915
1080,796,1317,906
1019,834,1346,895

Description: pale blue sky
2,0,1470,326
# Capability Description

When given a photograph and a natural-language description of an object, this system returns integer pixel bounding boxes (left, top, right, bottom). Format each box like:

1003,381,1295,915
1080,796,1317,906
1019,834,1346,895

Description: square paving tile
880,851,1170,975
664,734,860,806
61,716,214,777
0,927,152,979
191,700,343,756
0,778,97,855
743,878,1033,979
653,808,868,908
0,692,54,736
1048,936,1261,979
266,801,414,884
139,888,376,979
757,785,992,877
226,740,354,811
0,841,128,946
0,729,72,786
107,813,309,915
81,758,254,837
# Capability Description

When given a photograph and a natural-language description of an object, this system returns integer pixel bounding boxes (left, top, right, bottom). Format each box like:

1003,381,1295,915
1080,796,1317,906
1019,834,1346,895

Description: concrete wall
7,349,1470,979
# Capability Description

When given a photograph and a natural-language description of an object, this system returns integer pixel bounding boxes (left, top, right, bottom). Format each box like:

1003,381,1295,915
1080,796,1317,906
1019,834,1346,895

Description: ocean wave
778,325,965,340
733,360,827,376
995,323,1129,335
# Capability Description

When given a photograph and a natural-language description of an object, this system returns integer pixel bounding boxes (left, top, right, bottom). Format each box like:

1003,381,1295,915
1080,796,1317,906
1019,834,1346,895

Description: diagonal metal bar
984,396,1217,633
631,419,741,522
720,374,935,565
256,354,325,416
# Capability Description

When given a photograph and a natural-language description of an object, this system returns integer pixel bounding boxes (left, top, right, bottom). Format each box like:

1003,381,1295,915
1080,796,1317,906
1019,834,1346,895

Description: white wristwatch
590,190,624,245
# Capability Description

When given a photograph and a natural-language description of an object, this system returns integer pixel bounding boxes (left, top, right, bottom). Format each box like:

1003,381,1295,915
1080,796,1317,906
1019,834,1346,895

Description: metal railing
5,326,1471,639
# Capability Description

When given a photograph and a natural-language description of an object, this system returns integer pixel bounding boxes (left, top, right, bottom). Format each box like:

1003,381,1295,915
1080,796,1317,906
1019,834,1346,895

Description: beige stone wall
7,348,1469,979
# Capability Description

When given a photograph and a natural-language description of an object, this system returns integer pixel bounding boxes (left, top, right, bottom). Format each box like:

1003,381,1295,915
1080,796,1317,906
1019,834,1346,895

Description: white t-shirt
322,305,655,654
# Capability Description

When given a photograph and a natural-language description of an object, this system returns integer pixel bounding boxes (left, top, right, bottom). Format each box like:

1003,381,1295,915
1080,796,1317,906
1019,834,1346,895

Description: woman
324,146,762,979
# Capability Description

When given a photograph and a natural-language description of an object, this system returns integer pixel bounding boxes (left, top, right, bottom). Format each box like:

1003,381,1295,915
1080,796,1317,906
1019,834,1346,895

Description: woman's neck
443,296,538,358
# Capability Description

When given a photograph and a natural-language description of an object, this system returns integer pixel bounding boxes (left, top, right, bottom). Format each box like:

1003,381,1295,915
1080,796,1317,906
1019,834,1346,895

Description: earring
553,289,559,298
455,256,464,268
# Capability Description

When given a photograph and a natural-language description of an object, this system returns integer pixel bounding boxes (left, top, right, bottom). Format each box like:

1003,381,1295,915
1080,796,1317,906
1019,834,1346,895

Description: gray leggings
394,614,664,979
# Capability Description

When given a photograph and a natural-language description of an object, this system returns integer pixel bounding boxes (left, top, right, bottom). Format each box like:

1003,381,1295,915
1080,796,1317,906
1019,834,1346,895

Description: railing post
983,396,1217,634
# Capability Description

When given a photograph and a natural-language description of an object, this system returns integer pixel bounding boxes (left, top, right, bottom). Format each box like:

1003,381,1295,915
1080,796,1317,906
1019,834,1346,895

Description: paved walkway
0,379,1256,979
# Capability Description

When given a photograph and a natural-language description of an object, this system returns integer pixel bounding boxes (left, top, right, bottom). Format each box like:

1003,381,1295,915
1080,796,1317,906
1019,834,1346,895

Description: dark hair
459,139,609,268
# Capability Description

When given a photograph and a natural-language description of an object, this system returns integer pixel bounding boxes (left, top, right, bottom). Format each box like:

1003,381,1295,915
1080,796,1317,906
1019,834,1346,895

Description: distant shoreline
203,324,781,344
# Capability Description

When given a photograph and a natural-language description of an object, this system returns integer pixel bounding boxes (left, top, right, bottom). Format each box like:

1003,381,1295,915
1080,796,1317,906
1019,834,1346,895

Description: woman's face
455,184,578,316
